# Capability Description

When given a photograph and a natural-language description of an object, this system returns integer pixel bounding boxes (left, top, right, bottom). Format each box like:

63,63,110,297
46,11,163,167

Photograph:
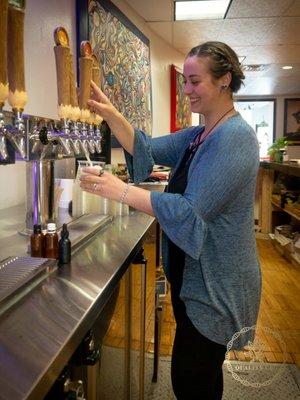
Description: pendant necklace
189,106,235,154
200,106,235,142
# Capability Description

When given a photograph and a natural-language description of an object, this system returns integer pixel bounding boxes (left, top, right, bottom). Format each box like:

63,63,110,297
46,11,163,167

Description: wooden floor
144,238,300,368
102,237,300,368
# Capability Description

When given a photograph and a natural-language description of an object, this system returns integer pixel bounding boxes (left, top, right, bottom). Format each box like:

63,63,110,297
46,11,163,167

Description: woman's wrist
108,111,134,139
119,183,130,203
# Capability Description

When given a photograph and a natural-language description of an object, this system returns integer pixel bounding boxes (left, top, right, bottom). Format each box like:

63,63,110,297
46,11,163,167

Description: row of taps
0,108,103,161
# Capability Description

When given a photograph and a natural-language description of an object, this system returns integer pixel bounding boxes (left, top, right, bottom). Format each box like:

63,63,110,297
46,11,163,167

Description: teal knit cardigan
125,113,261,349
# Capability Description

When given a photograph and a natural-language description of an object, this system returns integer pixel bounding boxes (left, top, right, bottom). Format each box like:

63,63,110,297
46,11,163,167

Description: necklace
201,106,235,142
189,106,235,154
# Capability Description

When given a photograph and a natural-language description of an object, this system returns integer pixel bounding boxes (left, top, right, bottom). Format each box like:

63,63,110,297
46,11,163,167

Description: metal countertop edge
25,214,155,400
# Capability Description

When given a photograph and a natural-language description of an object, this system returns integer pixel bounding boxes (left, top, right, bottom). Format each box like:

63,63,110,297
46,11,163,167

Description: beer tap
39,126,72,158
0,107,8,160
6,2,27,159
78,41,94,158
0,0,8,160
87,121,96,154
5,108,26,158
68,120,81,155
94,120,102,154
91,54,103,153
76,120,89,155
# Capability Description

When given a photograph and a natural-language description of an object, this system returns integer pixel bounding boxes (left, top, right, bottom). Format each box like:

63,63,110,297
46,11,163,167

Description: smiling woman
82,41,261,400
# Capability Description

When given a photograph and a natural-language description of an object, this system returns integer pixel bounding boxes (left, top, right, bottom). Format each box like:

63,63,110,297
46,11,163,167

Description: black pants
170,271,226,399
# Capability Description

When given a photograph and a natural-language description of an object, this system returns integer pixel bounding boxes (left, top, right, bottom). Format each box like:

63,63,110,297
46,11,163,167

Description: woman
80,41,261,399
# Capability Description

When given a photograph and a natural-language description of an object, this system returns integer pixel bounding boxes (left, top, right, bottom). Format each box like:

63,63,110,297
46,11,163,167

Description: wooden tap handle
69,53,78,108
54,46,71,107
92,54,101,88
0,0,8,106
7,5,27,110
79,57,92,110
92,66,101,88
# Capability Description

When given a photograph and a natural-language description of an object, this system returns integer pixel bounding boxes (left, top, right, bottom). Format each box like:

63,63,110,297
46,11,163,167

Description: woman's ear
219,72,232,90
221,72,232,87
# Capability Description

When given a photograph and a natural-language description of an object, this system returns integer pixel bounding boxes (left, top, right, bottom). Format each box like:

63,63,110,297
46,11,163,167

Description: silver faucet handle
54,136,72,156
6,133,26,159
0,135,9,160
69,138,81,155
87,139,96,154
94,139,102,154
78,139,89,156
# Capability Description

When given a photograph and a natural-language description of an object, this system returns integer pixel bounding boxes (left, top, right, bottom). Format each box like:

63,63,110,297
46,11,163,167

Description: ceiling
124,0,300,97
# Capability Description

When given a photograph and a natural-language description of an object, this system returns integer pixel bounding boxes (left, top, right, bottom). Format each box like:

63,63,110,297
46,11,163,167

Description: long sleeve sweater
125,113,261,348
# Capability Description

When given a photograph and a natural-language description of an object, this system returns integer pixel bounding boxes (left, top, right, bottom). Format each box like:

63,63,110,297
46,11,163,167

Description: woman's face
183,56,221,115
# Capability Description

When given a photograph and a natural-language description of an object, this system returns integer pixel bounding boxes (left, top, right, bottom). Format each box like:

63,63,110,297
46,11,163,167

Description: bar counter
0,205,154,400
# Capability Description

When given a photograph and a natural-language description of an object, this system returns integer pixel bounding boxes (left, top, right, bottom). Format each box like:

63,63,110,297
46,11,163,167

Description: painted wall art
284,98,300,142
86,0,152,137
170,64,191,132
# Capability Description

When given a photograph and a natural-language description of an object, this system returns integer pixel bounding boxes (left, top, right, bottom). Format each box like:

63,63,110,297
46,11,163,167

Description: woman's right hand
88,80,119,124
88,81,135,154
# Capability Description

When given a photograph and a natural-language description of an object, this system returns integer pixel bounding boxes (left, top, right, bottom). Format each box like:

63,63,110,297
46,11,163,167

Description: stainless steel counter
0,205,154,400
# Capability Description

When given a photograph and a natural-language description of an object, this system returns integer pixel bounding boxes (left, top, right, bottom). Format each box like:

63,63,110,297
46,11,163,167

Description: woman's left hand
79,167,127,202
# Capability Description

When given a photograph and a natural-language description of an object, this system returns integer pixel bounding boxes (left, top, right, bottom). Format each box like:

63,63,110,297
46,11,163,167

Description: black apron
166,145,197,322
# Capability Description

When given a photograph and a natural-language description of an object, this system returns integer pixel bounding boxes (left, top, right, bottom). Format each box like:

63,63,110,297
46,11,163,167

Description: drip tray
68,213,113,252
0,256,56,315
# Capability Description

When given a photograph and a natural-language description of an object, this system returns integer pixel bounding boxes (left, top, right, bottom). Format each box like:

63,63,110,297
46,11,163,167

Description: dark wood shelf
271,195,300,222
260,161,300,178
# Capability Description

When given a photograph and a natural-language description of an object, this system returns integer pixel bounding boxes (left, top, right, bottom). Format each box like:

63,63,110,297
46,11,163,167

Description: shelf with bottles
267,168,300,266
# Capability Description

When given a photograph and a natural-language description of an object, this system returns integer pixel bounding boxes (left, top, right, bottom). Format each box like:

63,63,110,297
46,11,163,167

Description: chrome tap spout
94,125,102,153
78,139,89,155
87,124,96,154
6,132,26,158
0,134,8,160
68,138,81,155
3,109,27,158
0,109,8,160
38,127,72,157
50,135,72,156
87,139,96,154
94,139,102,154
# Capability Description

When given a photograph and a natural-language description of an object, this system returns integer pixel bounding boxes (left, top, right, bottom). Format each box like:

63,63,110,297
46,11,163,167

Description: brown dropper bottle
30,224,43,257
44,223,59,259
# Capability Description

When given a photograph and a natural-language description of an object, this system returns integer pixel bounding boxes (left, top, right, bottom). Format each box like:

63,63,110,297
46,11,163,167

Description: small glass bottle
30,224,43,257
58,223,71,265
44,223,59,259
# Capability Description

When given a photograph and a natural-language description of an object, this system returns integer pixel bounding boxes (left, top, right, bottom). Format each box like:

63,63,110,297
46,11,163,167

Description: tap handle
7,3,28,111
91,53,101,87
79,42,93,122
0,0,9,107
54,27,72,120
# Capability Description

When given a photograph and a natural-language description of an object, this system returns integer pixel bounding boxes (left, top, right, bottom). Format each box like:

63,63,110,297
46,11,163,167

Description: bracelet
120,183,130,203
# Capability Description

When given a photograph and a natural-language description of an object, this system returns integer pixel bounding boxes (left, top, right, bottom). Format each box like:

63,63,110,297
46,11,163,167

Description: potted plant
267,137,289,163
